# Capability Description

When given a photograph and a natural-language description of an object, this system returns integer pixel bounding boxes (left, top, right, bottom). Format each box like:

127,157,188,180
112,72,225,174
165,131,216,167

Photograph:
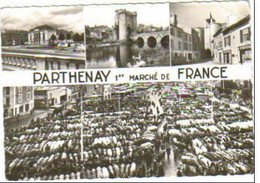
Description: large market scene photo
3,80,254,180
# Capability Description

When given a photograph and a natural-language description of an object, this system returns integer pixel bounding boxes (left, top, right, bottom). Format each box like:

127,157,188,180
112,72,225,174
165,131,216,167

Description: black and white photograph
1,6,86,71
169,1,251,66
3,80,254,180
83,3,170,69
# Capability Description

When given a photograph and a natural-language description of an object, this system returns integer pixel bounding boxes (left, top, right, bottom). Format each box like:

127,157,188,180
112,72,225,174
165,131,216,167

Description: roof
35,86,61,91
30,25,55,31
222,15,250,35
178,24,192,34
213,27,223,37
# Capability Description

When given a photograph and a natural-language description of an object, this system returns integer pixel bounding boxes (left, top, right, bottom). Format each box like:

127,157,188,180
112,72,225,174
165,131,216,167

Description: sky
1,6,84,33
83,3,169,28
170,1,250,28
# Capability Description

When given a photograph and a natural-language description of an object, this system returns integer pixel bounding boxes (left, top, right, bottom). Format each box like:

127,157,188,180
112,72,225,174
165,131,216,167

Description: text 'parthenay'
33,70,111,84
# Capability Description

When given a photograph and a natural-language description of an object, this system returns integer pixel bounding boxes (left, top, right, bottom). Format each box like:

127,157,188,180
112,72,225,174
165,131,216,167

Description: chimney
174,14,178,26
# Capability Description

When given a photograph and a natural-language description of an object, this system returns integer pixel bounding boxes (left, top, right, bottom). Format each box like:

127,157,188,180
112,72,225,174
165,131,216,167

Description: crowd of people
160,85,254,176
5,91,167,180
4,82,254,180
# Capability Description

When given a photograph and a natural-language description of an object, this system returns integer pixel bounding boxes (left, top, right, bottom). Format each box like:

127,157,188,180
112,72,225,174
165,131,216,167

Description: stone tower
204,12,220,50
114,9,137,41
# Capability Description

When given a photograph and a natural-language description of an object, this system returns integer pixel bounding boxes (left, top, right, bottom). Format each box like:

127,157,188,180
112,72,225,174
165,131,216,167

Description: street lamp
79,85,84,162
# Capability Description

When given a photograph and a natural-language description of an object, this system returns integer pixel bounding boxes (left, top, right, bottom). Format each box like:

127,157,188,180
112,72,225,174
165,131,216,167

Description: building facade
213,15,251,64
28,25,71,45
34,86,72,108
3,86,34,120
170,14,200,64
85,25,114,44
28,25,57,45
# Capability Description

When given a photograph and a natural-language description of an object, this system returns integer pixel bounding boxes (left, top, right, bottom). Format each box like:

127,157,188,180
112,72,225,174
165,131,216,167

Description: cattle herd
4,82,254,180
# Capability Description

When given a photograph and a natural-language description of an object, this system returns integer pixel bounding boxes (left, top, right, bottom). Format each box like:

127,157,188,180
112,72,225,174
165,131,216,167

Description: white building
28,25,57,45
3,87,34,120
213,15,251,64
203,13,223,51
28,25,71,45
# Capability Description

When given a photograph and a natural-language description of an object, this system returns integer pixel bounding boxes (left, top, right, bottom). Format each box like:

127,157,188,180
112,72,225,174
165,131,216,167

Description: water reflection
86,44,141,69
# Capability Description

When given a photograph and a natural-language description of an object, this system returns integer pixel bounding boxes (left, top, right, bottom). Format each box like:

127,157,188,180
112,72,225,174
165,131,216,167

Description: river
86,44,148,69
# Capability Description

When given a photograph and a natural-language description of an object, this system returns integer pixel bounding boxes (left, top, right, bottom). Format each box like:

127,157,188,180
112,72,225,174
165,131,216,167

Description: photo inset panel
1,6,86,71
169,1,251,66
4,80,253,180
84,3,170,68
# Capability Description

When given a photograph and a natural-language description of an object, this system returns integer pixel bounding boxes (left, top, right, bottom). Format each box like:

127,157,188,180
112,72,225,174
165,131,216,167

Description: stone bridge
2,49,86,71
130,30,169,49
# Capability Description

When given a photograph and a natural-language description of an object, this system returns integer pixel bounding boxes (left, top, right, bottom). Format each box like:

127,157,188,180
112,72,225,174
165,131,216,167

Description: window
224,36,231,47
18,87,23,92
25,104,29,112
184,43,188,50
66,63,70,70
184,34,188,41
57,62,61,70
27,92,31,100
171,40,174,49
189,35,192,42
240,27,250,42
50,62,54,70
6,97,10,106
76,64,80,69
213,43,217,50
18,94,22,103
19,106,23,113
170,28,175,36
218,41,223,48
195,45,198,51
27,86,31,91
177,30,182,38
178,41,182,50
219,53,222,63
6,87,10,95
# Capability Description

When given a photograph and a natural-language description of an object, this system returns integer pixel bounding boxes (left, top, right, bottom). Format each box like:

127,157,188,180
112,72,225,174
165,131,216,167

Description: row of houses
169,10,251,65
212,15,251,64
170,14,201,63
3,85,112,121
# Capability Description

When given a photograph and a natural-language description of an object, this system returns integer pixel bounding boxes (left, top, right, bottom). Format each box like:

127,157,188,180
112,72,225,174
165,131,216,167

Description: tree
85,26,91,37
72,33,81,42
58,33,65,41
66,33,71,40
50,34,56,43
80,33,84,42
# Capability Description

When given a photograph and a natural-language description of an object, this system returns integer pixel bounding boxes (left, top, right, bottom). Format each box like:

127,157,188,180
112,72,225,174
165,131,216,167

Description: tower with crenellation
114,9,137,41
